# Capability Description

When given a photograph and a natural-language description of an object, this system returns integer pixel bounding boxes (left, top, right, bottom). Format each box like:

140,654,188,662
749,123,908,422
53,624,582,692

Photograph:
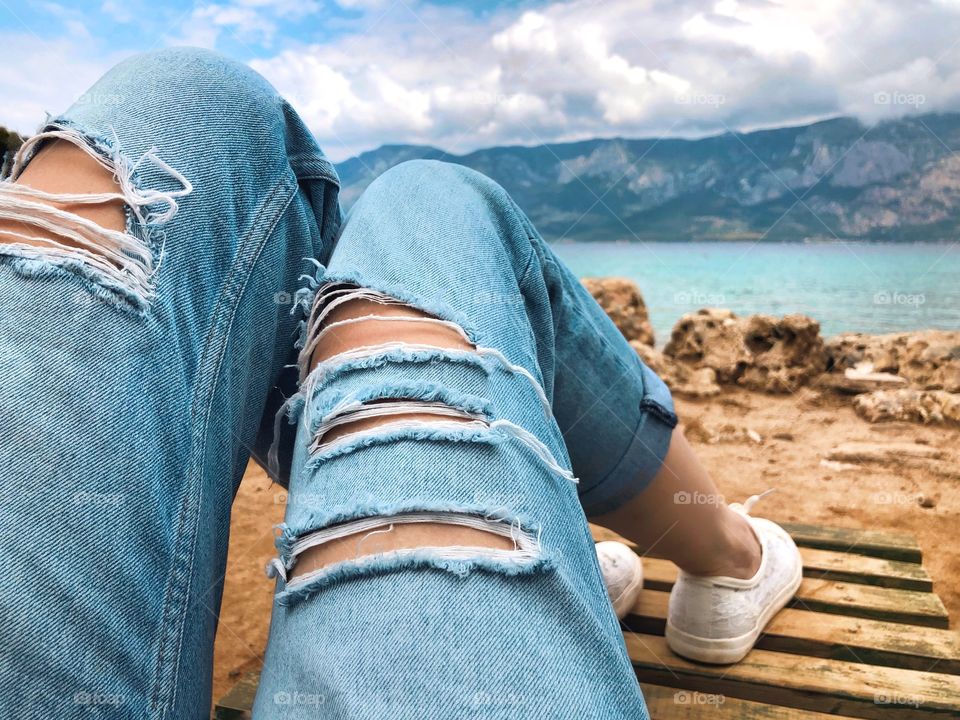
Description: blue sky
3,0,960,161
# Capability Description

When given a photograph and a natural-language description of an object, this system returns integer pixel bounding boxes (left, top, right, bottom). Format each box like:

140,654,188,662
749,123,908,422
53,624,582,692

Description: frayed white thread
288,511,539,560
306,341,551,417
9,127,192,226
311,400,485,452
488,419,577,483
313,314,473,347
0,126,192,303
312,415,577,484
271,511,543,588
313,417,488,456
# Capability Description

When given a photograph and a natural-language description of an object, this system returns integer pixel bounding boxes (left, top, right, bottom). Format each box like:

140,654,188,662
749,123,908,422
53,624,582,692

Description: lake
552,241,960,343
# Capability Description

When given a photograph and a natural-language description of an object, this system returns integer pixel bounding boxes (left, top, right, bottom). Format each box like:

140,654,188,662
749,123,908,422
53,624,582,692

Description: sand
210,386,960,704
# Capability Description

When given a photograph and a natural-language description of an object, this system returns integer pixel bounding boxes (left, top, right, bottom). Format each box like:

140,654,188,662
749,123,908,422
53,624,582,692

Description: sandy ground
210,386,960,704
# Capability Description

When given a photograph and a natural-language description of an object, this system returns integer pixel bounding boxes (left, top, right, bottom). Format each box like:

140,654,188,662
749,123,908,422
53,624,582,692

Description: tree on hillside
0,126,23,160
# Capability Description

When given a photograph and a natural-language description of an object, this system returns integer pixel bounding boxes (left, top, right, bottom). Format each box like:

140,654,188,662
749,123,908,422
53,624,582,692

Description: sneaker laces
730,488,777,516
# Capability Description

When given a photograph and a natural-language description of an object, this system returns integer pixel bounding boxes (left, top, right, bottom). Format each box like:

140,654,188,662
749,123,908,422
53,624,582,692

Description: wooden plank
214,672,257,720
590,524,932,591
779,522,923,564
640,683,861,719
798,547,932,592
641,557,949,628
626,590,960,675
628,634,960,719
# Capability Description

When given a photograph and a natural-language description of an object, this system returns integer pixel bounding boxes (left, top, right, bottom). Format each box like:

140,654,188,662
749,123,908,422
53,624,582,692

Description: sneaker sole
664,544,803,664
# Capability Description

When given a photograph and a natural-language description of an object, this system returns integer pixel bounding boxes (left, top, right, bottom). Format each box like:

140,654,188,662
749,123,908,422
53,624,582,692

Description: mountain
335,114,960,242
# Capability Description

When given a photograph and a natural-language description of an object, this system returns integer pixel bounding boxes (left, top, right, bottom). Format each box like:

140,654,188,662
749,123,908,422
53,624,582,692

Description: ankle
682,508,762,580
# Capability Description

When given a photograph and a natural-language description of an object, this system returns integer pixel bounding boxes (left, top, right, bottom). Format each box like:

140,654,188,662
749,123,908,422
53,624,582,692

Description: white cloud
0,33,127,134
7,0,960,162
247,0,960,161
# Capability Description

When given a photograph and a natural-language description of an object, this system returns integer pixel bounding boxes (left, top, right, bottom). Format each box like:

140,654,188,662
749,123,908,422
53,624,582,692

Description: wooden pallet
214,524,960,719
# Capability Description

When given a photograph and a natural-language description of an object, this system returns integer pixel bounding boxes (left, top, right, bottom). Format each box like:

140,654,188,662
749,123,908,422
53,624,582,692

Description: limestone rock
582,277,654,346
827,441,943,463
630,341,720,398
663,309,826,393
826,331,960,392
816,364,908,394
684,418,763,444
853,388,960,425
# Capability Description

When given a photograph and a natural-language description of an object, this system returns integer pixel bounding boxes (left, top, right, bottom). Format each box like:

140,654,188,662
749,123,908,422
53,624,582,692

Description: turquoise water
552,242,960,343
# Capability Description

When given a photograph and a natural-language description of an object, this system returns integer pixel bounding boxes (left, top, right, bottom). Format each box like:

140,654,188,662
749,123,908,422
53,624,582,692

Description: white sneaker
596,541,644,619
665,493,803,664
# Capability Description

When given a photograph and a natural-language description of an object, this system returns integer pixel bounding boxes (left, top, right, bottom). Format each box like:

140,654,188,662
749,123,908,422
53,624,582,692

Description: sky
4,0,960,161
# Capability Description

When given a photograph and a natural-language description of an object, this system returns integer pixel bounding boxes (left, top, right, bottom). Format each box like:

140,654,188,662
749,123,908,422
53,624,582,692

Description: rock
773,432,795,441
918,495,937,509
826,331,960,392
816,365,908,394
582,277,655,346
663,309,826,393
820,459,860,472
853,389,960,425
827,441,943,463
663,308,747,383
683,418,763,444
630,341,721,398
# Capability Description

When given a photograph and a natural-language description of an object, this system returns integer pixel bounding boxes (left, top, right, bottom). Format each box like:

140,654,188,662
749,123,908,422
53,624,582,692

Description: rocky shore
582,276,960,425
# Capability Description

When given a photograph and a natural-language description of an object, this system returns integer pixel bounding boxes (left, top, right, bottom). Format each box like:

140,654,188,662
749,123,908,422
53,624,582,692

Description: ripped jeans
0,49,675,719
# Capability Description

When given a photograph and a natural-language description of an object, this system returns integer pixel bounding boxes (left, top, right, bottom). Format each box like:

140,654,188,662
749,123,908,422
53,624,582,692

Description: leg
594,432,761,579
0,49,339,718
255,161,650,719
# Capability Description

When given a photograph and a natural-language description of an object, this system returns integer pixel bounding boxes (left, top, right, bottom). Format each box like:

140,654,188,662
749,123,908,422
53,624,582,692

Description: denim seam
150,172,301,716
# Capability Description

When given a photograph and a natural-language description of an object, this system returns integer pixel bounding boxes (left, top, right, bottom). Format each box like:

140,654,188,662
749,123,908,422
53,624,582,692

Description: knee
371,159,516,214
72,47,282,129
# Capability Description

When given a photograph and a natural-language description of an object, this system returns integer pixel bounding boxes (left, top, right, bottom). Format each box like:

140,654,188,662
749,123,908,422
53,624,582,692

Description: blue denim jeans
0,49,675,719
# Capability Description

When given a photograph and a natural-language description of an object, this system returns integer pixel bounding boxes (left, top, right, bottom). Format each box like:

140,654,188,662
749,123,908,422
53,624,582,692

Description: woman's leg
593,432,761,579
255,160,666,719
0,49,339,718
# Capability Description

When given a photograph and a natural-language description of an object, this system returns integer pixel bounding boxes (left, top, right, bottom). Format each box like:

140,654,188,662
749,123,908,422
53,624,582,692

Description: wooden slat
626,590,960,675
642,557,949,628
798,547,932,592
628,634,960,719
214,672,256,720
779,522,923,563
590,524,933,591
640,683,860,719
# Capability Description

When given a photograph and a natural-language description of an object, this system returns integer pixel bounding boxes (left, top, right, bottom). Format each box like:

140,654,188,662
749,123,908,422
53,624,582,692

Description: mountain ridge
336,113,960,242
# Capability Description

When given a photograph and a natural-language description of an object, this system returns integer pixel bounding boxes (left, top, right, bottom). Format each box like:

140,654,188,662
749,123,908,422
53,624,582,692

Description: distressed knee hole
312,397,487,452
0,126,191,307
275,512,541,588
301,284,477,374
